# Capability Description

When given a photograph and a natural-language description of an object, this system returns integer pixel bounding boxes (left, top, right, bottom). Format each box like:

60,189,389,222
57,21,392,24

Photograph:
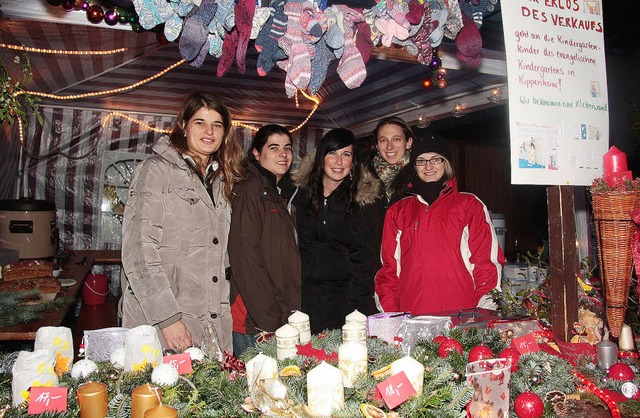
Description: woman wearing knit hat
374,134,504,315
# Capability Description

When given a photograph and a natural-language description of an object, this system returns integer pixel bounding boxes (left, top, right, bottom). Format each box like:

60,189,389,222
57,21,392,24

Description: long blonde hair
169,92,243,201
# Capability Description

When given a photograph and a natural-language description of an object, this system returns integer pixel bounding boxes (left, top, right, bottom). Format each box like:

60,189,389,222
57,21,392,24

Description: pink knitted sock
336,6,366,89
234,0,256,73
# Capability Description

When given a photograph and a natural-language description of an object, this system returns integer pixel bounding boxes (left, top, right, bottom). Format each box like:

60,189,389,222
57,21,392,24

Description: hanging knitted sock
133,0,174,30
406,0,424,25
300,5,326,39
170,0,196,17
256,0,288,75
309,37,336,94
234,0,257,73
394,21,421,56
429,0,447,47
278,2,312,90
251,7,272,39
164,13,184,42
336,6,366,89
324,6,345,57
455,15,482,67
411,1,432,64
179,0,218,62
217,28,239,76
209,32,224,58
354,21,373,63
375,17,410,47
215,0,236,31
440,0,463,39
190,35,211,67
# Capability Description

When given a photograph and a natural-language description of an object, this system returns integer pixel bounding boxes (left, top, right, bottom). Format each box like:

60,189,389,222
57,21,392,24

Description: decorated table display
3,315,640,418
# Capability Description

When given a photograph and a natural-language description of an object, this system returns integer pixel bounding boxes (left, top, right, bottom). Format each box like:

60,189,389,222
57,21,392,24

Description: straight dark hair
246,124,292,161
307,128,360,217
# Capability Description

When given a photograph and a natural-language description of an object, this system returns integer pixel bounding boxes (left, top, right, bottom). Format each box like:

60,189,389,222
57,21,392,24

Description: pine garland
0,290,73,327
0,327,624,418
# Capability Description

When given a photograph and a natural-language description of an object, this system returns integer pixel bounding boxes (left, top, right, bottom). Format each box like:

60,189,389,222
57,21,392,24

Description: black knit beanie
410,131,450,166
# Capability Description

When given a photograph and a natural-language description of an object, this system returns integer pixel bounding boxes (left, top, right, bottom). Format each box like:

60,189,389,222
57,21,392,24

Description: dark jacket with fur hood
292,154,381,333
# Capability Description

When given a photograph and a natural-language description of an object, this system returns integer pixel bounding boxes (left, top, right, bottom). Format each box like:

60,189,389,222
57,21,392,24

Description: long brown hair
169,92,243,201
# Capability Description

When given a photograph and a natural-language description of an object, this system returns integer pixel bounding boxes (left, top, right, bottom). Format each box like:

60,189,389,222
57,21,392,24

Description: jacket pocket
172,187,202,219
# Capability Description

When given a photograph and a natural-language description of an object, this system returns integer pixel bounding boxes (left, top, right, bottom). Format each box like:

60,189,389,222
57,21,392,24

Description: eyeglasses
415,157,445,166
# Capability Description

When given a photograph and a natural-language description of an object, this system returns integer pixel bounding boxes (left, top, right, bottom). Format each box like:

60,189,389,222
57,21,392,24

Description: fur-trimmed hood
292,152,381,206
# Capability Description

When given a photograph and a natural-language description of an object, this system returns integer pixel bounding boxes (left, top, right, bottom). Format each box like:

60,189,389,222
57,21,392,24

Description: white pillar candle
245,353,278,388
390,356,424,396
342,321,367,346
345,310,368,327
288,311,311,345
307,361,344,416
275,324,300,361
619,324,635,351
338,341,368,388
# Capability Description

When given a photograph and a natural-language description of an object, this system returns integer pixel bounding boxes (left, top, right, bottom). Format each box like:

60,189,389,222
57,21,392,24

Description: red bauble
432,335,448,345
468,344,494,363
514,392,544,418
498,347,521,372
73,0,85,10
62,0,75,10
438,338,463,358
608,362,635,381
86,5,104,24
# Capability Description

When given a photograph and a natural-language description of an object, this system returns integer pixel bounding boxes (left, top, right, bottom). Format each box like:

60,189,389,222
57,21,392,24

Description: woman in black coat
292,128,380,333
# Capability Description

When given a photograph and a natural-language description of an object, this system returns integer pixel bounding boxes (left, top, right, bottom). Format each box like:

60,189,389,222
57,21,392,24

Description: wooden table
0,252,95,340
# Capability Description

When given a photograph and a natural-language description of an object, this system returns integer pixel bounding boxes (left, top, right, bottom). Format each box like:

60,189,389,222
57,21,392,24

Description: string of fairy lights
5,43,322,147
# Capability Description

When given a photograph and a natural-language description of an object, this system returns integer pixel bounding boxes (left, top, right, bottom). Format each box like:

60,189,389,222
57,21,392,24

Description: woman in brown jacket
120,92,243,353
228,124,301,356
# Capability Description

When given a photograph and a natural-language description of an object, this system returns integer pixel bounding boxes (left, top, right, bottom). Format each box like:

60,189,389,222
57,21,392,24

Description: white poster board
502,0,608,185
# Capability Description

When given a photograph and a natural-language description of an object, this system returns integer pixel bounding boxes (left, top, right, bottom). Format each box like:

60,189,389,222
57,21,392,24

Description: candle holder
596,340,618,371
77,381,108,418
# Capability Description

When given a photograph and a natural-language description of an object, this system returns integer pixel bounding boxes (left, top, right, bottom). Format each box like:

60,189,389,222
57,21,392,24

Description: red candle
603,146,628,186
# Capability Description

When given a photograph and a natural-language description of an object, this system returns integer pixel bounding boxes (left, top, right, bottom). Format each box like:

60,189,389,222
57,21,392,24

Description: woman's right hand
161,320,192,351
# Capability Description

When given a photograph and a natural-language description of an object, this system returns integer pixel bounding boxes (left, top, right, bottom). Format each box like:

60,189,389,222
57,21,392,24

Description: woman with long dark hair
228,124,301,356
120,92,243,352
293,128,380,333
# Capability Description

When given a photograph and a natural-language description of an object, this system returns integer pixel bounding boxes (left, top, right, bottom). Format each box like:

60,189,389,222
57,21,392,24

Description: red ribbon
632,209,640,299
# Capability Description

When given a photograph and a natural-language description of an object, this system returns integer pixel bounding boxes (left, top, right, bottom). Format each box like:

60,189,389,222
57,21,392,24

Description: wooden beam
547,185,579,342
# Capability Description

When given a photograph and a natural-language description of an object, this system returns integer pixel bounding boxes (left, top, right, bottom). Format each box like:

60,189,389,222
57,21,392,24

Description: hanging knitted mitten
406,0,424,25
455,15,482,67
354,21,373,63
375,17,410,47
179,0,218,65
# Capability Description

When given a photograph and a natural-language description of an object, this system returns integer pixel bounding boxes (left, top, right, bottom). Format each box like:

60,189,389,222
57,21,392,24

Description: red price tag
513,334,540,354
374,371,416,409
28,387,67,414
163,353,193,374
556,341,596,366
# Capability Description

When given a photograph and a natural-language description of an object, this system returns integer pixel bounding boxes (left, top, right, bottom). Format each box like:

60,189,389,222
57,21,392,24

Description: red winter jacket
374,178,504,315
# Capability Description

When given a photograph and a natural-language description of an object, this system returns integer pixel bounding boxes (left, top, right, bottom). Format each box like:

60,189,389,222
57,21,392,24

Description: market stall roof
1,0,508,136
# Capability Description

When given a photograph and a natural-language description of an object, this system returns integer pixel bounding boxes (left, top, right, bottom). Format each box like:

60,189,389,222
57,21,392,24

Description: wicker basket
591,190,640,337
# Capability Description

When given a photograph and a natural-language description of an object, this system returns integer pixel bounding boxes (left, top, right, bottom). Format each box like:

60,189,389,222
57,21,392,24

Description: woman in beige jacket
120,92,243,352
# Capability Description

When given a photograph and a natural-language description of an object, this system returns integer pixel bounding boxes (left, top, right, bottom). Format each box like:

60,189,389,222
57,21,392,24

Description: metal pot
0,199,57,259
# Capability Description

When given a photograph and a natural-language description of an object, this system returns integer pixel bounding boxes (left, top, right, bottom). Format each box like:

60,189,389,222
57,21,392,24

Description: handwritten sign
28,387,67,414
513,334,540,354
502,0,608,186
374,371,416,409
163,353,192,375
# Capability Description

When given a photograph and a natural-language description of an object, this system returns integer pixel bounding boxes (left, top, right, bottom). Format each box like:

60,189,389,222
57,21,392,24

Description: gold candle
77,381,108,418
144,404,178,418
131,384,163,418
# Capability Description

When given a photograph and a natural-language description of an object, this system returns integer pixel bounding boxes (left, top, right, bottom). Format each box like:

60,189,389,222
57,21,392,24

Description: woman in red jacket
375,134,504,315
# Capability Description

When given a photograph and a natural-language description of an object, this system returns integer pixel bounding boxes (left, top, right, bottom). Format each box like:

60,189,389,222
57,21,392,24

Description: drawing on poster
590,81,601,98
588,124,602,141
583,0,601,15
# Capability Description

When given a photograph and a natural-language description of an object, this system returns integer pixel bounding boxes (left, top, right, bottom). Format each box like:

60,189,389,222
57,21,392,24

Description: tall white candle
345,310,367,327
245,353,278,388
342,321,367,346
619,324,635,351
391,356,424,396
307,362,344,416
338,341,367,388
288,311,311,344
275,324,300,361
